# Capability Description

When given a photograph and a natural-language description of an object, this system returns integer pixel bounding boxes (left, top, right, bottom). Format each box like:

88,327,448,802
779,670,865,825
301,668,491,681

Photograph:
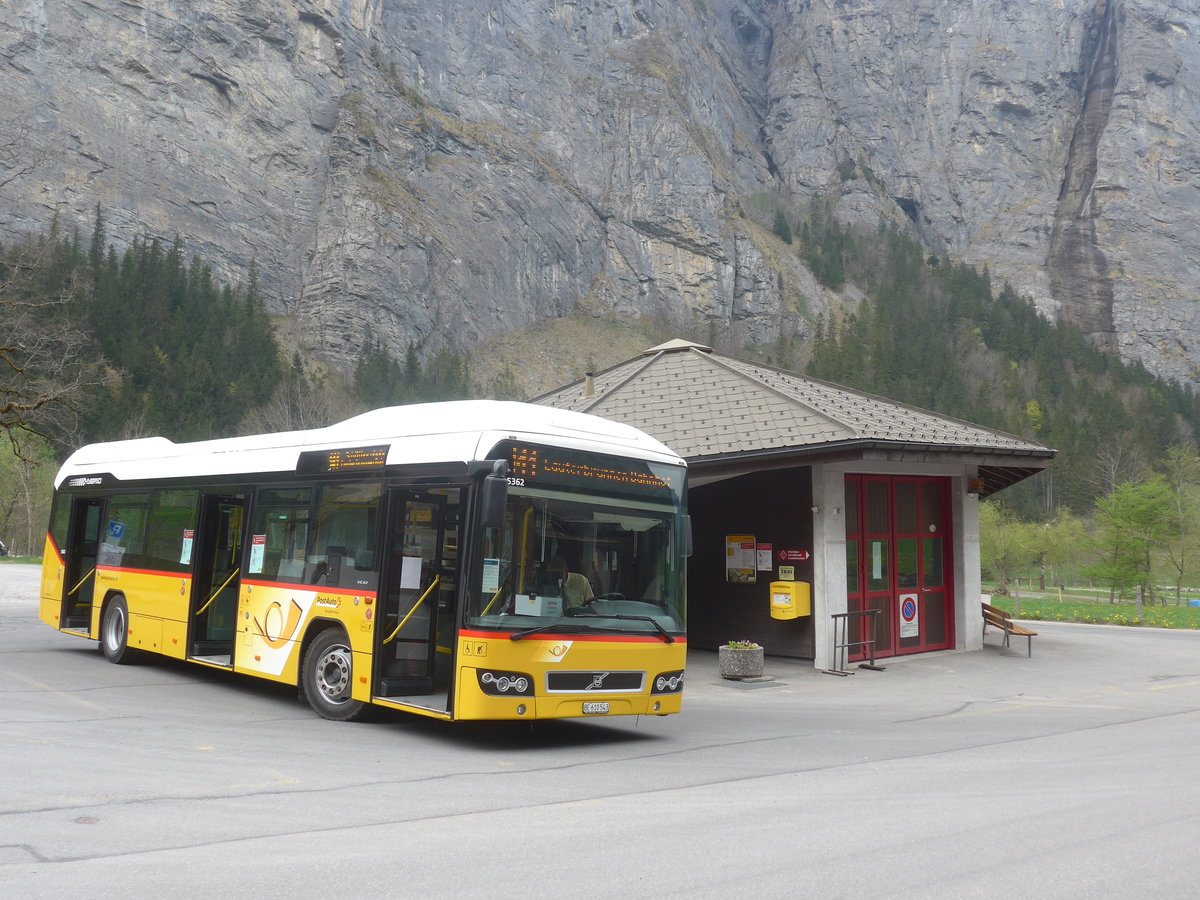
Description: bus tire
301,628,368,721
100,595,137,664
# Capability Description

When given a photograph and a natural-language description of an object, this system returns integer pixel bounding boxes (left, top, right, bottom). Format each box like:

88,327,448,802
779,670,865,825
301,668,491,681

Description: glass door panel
895,481,918,532
191,495,245,663
919,506,949,648
866,539,890,592
845,541,860,594
923,537,944,588
378,493,444,696
859,477,892,658
866,481,889,533
845,475,954,659
62,499,104,631
866,593,894,657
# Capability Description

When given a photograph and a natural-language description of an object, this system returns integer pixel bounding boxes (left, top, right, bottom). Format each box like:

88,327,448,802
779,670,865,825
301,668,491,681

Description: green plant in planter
719,640,765,679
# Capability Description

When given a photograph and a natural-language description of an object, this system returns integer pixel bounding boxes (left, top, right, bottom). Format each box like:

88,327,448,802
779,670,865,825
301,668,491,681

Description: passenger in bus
547,556,594,608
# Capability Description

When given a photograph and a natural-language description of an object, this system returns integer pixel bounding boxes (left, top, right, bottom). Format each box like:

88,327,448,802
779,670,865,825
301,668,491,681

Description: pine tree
88,205,106,277
773,209,792,244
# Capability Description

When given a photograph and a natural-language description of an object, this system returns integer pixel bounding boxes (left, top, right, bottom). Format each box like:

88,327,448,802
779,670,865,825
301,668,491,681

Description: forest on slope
793,213,1200,519
0,213,510,554
6,204,1200,600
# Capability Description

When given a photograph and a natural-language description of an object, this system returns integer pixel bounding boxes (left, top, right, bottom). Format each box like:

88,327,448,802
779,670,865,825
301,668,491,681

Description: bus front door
376,491,448,701
189,495,246,665
61,498,105,633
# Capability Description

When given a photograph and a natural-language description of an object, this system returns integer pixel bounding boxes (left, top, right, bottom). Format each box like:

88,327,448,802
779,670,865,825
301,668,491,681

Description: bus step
378,675,434,695
191,654,232,667
192,640,232,656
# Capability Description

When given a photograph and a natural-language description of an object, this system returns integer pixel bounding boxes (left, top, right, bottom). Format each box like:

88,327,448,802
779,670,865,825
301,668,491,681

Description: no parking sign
899,592,919,638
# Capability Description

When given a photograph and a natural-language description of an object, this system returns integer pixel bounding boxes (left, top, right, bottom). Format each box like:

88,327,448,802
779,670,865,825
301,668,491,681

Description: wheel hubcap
317,645,352,703
106,608,124,649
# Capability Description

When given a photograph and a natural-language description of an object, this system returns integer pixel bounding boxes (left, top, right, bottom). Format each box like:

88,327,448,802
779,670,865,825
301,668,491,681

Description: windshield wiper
602,614,676,643
510,622,605,641
509,616,675,643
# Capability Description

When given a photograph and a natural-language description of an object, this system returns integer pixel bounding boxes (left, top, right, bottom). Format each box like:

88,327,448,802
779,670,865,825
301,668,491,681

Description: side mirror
684,514,694,558
480,460,509,530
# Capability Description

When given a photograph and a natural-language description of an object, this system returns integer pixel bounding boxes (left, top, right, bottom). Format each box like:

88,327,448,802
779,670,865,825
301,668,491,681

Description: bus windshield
469,484,686,638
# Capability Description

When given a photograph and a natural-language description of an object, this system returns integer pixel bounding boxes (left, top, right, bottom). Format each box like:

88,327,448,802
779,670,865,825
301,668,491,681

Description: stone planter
718,645,764,679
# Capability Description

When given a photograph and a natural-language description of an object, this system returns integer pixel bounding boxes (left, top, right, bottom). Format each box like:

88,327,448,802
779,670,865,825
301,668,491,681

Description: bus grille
546,671,644,693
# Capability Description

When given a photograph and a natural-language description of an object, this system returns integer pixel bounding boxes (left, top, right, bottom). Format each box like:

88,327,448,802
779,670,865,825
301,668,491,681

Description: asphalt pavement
3,561,1200,899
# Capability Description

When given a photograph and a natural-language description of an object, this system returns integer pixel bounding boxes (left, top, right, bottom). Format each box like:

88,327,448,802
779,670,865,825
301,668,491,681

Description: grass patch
987,593,1200,629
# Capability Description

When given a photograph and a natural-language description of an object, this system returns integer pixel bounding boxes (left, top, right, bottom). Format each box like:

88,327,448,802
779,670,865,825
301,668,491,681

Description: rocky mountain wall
765,0,1200,381
3,1,1198,385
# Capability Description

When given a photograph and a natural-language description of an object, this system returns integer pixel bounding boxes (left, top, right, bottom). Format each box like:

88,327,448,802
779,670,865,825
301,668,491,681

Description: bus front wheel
301,629,368,721
100,596,137,664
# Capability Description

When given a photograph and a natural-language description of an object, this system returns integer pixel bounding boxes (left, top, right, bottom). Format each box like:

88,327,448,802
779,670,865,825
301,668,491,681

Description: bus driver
546,556,594,609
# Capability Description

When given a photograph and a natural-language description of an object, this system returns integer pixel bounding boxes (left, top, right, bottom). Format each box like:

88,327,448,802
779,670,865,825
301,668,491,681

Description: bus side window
101,493,152,569
308,483,381,590
250,488,313,583
146,490,200,573
48,494,72,558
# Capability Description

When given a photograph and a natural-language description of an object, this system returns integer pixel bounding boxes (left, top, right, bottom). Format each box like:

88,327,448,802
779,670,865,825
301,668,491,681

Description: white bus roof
55,400,686,488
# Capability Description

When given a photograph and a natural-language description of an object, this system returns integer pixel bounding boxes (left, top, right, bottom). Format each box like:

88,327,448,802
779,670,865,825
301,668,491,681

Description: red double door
845,475,954,658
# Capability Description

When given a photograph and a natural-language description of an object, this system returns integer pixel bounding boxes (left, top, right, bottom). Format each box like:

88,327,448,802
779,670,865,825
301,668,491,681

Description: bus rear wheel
100,595,137,664
301,629,368,721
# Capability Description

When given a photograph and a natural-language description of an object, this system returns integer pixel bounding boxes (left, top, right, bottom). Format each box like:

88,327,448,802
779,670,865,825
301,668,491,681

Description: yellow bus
39,401,688,722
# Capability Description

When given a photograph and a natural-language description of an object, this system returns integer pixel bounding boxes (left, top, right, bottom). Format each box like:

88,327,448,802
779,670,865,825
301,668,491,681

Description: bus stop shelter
534,339,1055,670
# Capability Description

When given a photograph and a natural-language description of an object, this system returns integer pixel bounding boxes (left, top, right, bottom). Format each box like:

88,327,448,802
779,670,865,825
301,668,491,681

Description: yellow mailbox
770,581,811,620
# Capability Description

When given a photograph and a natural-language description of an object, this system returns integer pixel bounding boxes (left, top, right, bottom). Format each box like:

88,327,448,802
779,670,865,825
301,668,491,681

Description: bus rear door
188,494,247,666
60,497,105,634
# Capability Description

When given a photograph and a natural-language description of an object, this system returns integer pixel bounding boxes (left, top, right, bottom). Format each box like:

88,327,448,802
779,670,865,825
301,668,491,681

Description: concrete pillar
810,464,848,671
957,475,984,650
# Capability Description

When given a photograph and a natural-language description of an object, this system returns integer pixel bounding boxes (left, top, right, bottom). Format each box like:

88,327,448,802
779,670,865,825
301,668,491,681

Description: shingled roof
532,339,1055,495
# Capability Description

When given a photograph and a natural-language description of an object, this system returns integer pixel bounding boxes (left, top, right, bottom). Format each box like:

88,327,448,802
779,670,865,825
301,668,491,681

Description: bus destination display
504,443,681,498
297,444,390,475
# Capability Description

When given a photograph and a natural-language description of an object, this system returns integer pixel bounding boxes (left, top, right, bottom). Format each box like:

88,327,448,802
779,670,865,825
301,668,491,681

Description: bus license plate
582,701,609,715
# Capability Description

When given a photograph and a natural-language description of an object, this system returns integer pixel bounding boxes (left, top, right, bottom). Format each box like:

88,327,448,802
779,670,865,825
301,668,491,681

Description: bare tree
0,437,55,556
0,117,46,194
1,114,96,458
1159,445,1200,605
1,239,104,458
241,354,356,434
1088,434,1146,496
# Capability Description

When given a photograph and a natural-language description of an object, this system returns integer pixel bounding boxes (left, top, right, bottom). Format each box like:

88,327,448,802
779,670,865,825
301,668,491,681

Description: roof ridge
701,351,859,436
719,354,1045,448
578,350,666,414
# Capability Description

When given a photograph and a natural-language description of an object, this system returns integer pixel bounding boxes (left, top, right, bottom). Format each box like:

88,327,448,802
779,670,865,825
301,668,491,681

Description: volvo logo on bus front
586,672,609,691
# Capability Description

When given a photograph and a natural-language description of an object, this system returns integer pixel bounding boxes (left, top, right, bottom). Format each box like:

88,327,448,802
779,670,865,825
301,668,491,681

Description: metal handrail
482,584,505,616
196,568,239,616
383,575,440,644
67,567,96,597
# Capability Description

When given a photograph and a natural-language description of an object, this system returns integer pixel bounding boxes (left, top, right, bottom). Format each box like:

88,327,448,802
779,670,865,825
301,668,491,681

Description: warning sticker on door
899,593,919,638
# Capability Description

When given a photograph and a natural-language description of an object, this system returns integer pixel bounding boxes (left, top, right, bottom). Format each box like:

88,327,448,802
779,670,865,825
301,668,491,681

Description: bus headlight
651,670,684,694
477,669,534,696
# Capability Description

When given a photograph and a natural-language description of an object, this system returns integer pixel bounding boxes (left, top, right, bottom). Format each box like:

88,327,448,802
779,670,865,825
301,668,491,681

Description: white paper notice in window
401,555,423,590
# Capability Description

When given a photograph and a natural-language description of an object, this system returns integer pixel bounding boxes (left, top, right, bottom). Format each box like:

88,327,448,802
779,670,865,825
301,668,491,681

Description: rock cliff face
3,1,1198,385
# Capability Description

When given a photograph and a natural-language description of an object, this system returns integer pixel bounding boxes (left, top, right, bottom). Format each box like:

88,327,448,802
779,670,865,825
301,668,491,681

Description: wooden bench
982,602,1037,657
